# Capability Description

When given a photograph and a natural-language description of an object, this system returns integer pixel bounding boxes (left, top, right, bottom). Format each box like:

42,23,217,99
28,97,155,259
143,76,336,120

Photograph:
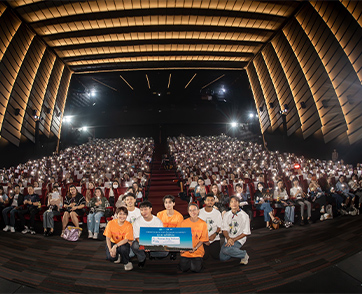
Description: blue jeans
219,240,247,261
87,211,104,233
260,202,273,222
284,206,295,223
2,206,18,227
106,242,130,265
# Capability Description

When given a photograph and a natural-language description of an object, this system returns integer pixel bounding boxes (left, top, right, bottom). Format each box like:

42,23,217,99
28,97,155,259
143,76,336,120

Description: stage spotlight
249,113,254,118
63,116,72,123
230,122,238,128
90,90,96,97
81,126,88,131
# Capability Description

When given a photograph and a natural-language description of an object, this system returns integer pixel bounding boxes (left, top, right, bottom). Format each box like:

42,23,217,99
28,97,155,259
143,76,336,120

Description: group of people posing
104,193,250,272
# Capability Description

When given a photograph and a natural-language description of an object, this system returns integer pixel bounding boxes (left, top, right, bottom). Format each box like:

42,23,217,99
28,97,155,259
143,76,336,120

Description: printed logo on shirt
229,220,239,235
206,218,214,232
130,216,137,224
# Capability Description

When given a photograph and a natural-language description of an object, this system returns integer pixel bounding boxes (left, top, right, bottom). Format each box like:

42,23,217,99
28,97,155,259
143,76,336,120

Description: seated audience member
325,176,344,212
2,185,23,232
235,183,253,225
179,203,209,272
104,207,133,271
109,180,121,207
85,182,95,204
131,201,168,268
336,175,355,208
0,186,9,217
220,196,251,264
43,187,63,236
132,182,143,202
61,185,86,237
211,184,229,214
308,179,331,220
254,182,274,230
194,177,208,207
273,180,295,228
124,193,141,225
157,195,184,228
19,185,40,235
348,174,362,211
290,178,312,225
87,187,110,239
198,194,222,260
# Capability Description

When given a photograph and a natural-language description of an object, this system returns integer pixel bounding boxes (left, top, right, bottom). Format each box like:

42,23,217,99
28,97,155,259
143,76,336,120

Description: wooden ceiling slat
6,0,303,73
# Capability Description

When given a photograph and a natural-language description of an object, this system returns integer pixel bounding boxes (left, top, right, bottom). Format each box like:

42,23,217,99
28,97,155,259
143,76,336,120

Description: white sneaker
114,255,121,264
22,226,30,234
124,262,133,271
93,233,98,239
320,207,325,214
320,215,325,221
30,230,36,235
3,225,9,232
10,227,15,233
240,253,249,265
88,231,93,238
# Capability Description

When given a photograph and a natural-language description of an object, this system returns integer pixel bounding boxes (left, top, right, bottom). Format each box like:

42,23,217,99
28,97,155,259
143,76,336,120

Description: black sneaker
43,230,48,237
138,259,146,268
299,220,304,226
307,218,313,224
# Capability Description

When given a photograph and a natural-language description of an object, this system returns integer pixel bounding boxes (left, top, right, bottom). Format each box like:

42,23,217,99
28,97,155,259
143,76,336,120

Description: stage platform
0,215,362,293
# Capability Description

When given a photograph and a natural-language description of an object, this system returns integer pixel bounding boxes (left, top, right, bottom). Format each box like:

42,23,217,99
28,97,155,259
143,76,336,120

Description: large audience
0,134,361,272
169,135,361,228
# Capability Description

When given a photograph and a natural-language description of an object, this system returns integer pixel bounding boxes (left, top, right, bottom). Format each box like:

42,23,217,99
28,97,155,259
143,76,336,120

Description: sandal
271,218,279,224
267,225,273,230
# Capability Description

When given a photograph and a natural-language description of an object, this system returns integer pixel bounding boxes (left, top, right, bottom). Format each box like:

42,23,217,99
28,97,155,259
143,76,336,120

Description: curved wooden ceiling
7,0,302,73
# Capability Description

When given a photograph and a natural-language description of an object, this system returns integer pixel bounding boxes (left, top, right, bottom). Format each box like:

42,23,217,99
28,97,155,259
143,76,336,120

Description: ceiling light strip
168,73,171,88
184,73,197,89
119,74,134,90
145,74,151,89
201,74,225,89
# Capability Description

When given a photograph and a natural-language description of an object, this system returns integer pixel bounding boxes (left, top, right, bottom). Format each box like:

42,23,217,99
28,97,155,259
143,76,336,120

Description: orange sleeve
176,213,184,227
124,222,134,241
103,220,113,239
199,221,209,243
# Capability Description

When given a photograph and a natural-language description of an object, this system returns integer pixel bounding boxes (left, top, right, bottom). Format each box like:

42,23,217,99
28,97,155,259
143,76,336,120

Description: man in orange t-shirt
104,207,134,271
157,195,184,227
157,195,184,260
179,203,209,273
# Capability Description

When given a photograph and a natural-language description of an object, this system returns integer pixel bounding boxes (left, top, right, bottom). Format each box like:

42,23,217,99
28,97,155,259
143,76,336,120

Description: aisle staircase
147,145,188,216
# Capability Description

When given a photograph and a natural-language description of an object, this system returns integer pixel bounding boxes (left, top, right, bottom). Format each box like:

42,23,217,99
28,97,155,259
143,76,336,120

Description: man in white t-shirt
124,193,141,225
198,193,222,260
131,201,168,268
220,196,251,264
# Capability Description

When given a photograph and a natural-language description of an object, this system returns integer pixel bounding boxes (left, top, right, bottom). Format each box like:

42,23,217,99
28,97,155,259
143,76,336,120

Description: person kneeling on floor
179,203,209,273
104,206,133,271
220,196,251,265
131,201,168,268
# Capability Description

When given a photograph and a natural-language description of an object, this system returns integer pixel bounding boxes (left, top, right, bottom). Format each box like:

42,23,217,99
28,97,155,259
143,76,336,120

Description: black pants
106,242,130,264
241,205,253,221
17,207,39,230
179,257,203,273
204,240,221,260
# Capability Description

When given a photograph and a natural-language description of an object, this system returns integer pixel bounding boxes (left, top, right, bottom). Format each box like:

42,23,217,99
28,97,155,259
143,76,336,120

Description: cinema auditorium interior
1,1,362,293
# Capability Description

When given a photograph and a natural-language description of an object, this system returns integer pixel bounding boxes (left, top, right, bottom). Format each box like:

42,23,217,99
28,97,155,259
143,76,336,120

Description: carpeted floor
0,215,361,293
